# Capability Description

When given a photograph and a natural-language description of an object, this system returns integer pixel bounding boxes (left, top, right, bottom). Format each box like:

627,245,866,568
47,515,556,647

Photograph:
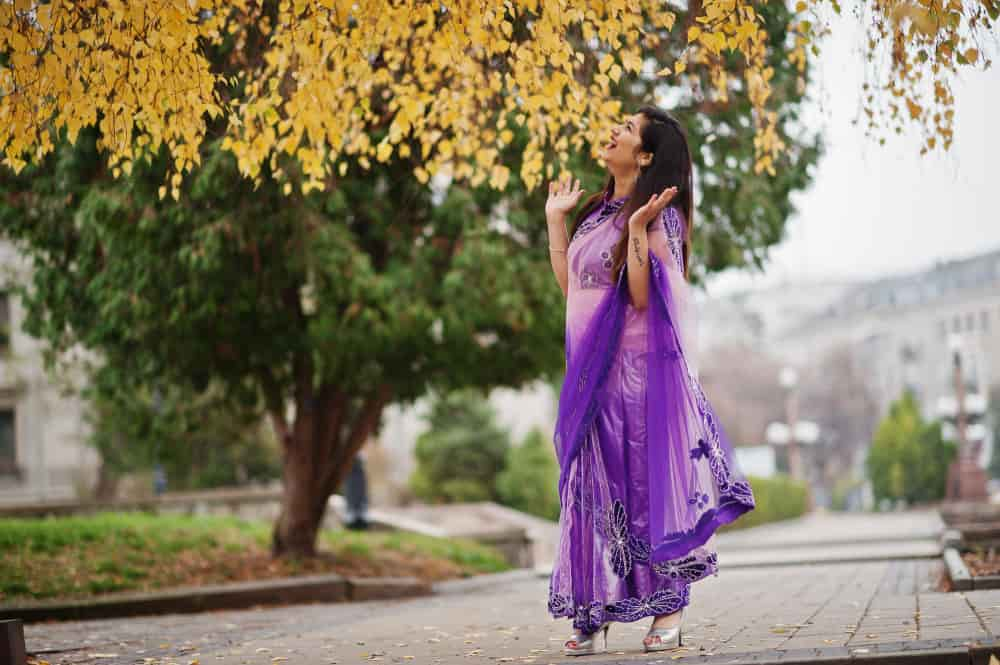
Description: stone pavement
25,508,1000,664
25,556,1000,663
712,508,945,567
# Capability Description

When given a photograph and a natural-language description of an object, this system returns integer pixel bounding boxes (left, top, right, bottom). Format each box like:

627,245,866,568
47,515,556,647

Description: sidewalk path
25,559,997,664
713,508,945,567
28,509,1000,664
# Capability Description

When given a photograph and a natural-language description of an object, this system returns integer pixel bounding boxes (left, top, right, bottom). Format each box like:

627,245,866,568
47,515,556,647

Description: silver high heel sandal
643,608,684,652
563,621,611,656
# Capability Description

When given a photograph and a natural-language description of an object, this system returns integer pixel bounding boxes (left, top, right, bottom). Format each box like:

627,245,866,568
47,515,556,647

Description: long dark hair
568,105,694,280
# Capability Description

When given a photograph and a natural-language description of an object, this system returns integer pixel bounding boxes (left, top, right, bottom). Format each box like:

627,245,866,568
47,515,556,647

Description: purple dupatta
554,247,756,566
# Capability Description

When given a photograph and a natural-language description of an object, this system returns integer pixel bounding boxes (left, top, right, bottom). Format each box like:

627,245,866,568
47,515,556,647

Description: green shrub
719,472,809,531
496,428,560,521
865,389,957,506
409,389,511,503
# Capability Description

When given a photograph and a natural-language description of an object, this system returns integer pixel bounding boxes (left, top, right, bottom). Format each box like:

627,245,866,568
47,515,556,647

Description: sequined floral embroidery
687,489,710,510
688,377,734,492
652,551,718,582
571,195,627,244
580,270,601,289
600,248,613,270
662,206,684,271
597,499,647,578
605,587,689,623
547,584,692,634
595,499,717,584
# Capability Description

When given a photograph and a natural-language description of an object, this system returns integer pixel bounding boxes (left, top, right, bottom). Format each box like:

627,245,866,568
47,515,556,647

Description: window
982,310,990,333
0,409,14,476
966,312,975,331
0,292,8,351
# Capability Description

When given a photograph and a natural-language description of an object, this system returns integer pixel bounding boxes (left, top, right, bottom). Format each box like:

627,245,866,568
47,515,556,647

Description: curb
716,550,942,569
944,545,1000,591
431,568,543,596
945,546,973,591
583,636,1000,665
0,573,431,623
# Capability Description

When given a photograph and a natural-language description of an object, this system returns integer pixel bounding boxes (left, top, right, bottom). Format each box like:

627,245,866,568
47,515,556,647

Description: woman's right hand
546,175,586,221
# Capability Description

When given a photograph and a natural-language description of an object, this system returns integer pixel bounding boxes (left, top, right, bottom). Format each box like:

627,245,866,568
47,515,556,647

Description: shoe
642,609,684,652
563,621,611,656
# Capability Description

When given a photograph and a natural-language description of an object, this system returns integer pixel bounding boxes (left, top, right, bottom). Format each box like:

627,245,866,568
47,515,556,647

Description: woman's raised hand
545,174,586,220
628,185,678,230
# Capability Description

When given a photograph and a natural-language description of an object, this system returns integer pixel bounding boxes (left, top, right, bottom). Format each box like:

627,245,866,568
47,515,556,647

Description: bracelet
549,246,568,253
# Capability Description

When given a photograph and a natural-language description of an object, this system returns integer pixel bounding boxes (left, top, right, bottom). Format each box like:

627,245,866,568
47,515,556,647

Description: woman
543,105,757,655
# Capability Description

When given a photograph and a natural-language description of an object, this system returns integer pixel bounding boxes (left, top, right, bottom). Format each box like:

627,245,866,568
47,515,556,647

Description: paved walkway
26,508,1000,664
712,508,945,567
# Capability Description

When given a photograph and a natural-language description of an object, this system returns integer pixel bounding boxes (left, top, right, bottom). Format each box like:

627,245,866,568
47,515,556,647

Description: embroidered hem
593,497,720,582
548,584,691,634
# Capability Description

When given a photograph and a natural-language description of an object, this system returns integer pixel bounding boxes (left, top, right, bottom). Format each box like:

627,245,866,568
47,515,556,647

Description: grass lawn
0,512,512,603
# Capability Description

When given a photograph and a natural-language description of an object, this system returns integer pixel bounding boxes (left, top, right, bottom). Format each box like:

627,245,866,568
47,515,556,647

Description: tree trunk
93,462,119,502
271,439,325,557
269,385,391,558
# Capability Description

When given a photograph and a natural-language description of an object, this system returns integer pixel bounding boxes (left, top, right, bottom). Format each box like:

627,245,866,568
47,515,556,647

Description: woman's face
598,112,647,171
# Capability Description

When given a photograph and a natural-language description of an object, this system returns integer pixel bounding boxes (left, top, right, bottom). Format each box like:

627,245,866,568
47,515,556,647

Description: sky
703,9,999,298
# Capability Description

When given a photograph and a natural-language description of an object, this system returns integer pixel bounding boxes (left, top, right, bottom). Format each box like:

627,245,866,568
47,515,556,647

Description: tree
409,389,512,503
0,129,565,556
85,366,281,497
2,0,993,191
696,341,787,445
1,0,823,557
798,343,880,487
865,389,957,506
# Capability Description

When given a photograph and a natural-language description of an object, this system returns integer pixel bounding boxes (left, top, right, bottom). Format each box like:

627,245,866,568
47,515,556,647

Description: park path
27,508,1000,664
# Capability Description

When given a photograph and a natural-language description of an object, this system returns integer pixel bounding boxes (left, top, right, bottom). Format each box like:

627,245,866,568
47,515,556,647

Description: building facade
0,241,99,503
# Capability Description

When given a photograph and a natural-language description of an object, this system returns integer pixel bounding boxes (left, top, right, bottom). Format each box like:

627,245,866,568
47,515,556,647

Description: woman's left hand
628,186,678,230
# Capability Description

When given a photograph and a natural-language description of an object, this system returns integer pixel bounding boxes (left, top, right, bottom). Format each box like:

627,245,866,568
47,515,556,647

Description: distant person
543,105,757,655
343,451,369,530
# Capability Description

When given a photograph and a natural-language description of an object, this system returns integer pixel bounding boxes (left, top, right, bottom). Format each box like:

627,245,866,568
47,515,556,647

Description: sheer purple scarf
554,250,756,565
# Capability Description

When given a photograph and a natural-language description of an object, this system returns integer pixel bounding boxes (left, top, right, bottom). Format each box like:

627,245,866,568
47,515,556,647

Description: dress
547,190,756,634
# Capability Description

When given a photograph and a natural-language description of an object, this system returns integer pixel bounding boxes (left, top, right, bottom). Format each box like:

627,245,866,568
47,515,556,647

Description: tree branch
321,383,392,498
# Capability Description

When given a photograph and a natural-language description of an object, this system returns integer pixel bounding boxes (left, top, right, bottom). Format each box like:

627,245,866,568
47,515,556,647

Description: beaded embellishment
571,193,627,244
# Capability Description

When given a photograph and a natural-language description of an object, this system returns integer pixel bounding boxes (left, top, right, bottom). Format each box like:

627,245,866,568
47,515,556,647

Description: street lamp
944,333,988,501
779,367,802,482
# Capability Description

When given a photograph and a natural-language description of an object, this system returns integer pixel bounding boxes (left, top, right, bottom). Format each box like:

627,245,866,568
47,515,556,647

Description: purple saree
547,191,756,634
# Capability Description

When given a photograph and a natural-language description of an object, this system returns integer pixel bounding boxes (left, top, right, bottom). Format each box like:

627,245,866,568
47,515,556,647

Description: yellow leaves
375,140,393,163
621,50,643,73
1,0,991,197
489,165,510,190
890,2,937,36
